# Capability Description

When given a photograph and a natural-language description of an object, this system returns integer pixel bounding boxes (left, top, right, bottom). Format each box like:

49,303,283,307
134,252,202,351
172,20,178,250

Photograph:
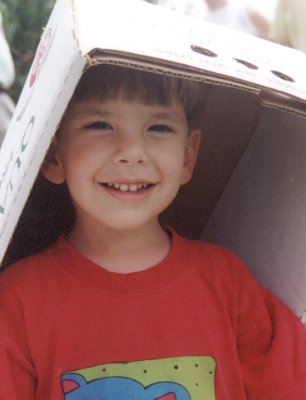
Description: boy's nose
114,134,147,165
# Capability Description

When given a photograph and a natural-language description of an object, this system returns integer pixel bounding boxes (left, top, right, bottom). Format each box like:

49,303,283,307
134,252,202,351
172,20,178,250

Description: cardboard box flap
73,0,306,110
0,0,85,263
200,106,306,316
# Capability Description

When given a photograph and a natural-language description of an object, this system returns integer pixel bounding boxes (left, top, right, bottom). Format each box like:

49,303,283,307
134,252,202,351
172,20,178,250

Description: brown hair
68,64,206,129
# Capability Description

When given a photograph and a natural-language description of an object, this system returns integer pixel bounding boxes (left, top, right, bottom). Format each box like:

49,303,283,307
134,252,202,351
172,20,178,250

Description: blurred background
152,0,277,20
0,0,55,102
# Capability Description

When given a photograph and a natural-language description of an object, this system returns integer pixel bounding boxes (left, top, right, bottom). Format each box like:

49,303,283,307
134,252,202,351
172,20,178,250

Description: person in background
269,0,306,53
204,0,269,38
157,0,206,18
0,10,15,146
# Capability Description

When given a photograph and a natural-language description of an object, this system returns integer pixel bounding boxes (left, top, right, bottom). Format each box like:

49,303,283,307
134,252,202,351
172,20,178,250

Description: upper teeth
106,183,149,192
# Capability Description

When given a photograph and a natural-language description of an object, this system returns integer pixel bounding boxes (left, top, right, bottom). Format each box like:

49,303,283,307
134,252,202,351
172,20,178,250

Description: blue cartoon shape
61,373,191,400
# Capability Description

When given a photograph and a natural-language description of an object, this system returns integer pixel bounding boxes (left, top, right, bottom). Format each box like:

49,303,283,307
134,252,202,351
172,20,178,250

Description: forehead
62,96,188,125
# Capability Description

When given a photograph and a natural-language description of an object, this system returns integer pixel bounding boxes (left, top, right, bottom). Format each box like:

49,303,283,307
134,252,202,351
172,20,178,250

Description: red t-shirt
0,229,305,399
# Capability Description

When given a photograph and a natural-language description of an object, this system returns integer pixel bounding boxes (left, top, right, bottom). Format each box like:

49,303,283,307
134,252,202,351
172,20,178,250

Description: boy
0,64,306,399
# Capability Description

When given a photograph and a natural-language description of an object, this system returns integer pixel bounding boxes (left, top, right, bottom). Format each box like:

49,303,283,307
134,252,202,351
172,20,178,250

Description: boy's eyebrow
149,112,186,124
68,108,112,118
67,107,186,124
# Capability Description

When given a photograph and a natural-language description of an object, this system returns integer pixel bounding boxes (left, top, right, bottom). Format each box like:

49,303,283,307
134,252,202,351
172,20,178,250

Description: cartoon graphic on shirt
61,374,191,399
61,356,216,399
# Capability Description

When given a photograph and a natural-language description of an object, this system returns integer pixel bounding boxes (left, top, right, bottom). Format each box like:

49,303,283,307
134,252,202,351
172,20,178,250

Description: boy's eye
84,121,113,130
148,124,174,133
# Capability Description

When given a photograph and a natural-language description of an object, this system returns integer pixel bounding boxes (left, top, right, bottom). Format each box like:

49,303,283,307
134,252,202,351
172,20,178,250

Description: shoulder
174,232,265,300
179,232,242,264
172,229,249,278
0,240,61,292
174,233,269,317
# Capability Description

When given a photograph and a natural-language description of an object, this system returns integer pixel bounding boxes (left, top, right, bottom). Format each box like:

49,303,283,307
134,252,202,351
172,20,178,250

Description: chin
105,214,161,233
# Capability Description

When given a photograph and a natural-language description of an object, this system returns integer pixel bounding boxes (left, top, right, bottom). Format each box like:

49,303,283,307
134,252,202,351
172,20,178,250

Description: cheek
60,140,103,171
161,144,186,171
165,146,192,185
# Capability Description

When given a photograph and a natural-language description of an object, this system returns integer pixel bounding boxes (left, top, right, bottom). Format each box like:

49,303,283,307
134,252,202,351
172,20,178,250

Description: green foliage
0,0,158,102
0,0,56,101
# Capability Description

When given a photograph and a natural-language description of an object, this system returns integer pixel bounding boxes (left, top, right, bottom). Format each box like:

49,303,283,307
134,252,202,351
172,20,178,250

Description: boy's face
42,96,200,235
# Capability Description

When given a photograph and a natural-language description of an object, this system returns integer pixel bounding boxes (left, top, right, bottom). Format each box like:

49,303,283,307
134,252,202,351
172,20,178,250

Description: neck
67,221,171,274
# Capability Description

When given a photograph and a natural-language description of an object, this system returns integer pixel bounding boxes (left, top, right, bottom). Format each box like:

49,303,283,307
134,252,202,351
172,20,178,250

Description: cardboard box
1,0,306,320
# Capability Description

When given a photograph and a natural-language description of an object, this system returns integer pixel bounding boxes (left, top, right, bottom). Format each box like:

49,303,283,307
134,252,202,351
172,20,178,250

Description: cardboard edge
86,49,306,118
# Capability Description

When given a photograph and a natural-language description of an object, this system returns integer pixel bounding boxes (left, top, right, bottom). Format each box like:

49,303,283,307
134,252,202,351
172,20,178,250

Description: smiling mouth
103,182,153,192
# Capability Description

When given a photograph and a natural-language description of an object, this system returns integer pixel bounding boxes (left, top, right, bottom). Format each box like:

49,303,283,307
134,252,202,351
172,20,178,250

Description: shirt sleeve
0,346,36,399
234,255,306,399
0,273,36,399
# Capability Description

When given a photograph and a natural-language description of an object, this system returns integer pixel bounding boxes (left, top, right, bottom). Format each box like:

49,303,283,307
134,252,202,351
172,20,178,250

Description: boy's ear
181,129,201,185
40,137,65,184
